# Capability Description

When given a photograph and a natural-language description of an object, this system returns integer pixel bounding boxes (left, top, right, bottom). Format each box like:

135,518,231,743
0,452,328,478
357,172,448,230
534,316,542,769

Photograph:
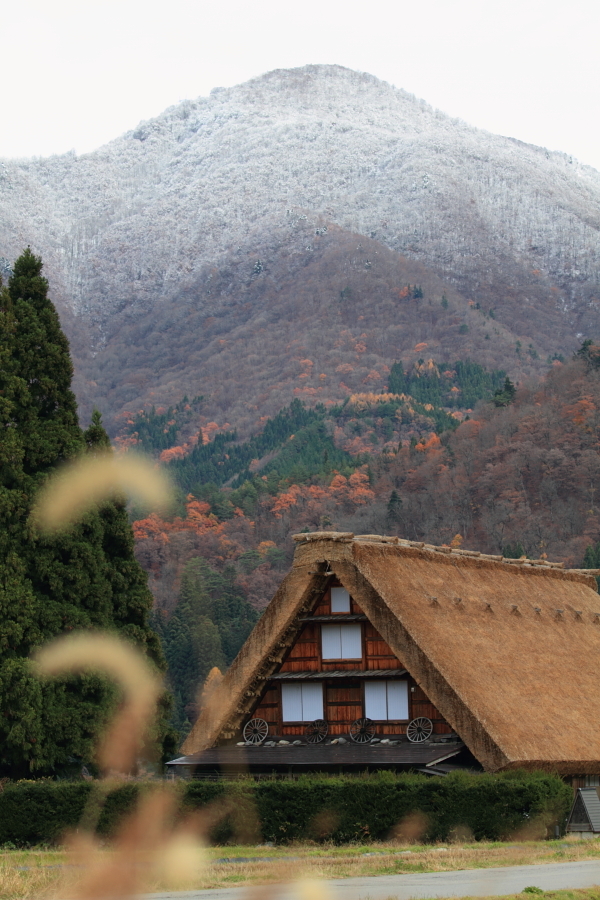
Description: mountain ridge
1,64,600,431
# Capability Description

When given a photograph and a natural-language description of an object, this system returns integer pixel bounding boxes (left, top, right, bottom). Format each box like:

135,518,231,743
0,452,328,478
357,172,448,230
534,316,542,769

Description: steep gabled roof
182,533,600,773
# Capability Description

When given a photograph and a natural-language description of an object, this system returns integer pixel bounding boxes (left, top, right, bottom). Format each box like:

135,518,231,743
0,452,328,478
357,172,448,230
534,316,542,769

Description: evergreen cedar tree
577,339,600,370
492,376,517,408
0,249,173,777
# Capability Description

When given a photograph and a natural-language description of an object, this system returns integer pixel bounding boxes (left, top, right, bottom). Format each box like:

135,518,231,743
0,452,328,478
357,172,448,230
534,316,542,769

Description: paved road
146,858,600,900
147,859,600,900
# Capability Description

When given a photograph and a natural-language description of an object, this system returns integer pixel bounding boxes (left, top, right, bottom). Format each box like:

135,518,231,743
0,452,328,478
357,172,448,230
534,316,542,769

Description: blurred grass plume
31,452,172,533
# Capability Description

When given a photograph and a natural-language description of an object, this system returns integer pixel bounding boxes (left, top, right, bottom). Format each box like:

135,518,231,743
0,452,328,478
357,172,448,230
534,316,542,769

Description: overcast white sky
2,0,599,170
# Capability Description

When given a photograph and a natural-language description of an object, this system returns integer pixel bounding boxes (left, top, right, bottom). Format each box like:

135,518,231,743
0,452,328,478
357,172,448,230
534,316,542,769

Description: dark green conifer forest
0,250,167,776
153,557,258,733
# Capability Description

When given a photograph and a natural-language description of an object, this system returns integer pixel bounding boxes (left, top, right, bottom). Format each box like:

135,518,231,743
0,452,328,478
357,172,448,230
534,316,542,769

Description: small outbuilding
169,532,600,781
567,788,600,837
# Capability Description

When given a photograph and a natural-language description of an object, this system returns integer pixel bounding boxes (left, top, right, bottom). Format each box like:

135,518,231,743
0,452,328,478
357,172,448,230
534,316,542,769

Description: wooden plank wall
251,584,453,738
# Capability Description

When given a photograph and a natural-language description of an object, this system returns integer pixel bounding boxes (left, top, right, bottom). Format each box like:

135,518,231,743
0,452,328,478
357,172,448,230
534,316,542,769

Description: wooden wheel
305,719,328,743
406,717,433,743
243,718,269,744
349,717,375,743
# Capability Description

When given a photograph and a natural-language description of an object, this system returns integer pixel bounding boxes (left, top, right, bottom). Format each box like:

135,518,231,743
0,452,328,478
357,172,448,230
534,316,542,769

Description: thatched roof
182,533,600,774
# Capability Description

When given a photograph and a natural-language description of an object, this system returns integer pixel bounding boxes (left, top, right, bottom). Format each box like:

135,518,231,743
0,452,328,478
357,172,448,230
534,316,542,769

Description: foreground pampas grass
31,452,172,533
59,789,209,900
32,633,214,900
27,634,326,900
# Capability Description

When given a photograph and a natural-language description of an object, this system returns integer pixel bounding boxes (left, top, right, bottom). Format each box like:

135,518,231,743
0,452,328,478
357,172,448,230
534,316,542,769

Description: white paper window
321,623,362,659
364,681,409,720
364,681,387,719
281,683,323,721
281,684,303,721
341,624,362,658
331,586,351,613
321,625,341,659
386,681,409,719
301,683,324,720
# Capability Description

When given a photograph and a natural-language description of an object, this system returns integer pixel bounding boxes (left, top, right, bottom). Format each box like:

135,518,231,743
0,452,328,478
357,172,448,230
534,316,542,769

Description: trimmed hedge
247,771,573,843
0,781,93,845
0,771,572,846
183,771,571,844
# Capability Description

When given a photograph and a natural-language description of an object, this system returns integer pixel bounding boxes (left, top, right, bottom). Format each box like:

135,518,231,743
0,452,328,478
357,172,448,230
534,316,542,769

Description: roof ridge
292,531,600,575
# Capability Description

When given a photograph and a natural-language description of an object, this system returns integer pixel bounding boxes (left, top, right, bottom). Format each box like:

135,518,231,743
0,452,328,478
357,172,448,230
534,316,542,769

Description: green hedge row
0,771,572,846
0,781,142,845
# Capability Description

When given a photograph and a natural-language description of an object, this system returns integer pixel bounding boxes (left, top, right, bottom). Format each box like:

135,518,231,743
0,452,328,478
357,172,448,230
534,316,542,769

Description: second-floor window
364,680,409,720
321,623,362,659
281,682,323,721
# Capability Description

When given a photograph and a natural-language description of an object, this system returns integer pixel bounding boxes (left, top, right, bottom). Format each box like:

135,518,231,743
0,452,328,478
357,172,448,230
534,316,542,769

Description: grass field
2,838,600,899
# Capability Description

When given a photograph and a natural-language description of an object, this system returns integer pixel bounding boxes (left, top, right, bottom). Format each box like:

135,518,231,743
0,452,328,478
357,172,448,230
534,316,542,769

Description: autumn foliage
134,353,600,632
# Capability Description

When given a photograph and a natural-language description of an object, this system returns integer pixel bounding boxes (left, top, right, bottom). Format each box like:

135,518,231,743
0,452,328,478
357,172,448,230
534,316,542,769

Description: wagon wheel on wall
406,717,433,743
243,718,269,744
305,719,328,743
349,717,375,743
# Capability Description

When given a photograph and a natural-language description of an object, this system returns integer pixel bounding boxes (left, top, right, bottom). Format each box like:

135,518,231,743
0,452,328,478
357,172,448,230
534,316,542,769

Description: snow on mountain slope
2,64,599,330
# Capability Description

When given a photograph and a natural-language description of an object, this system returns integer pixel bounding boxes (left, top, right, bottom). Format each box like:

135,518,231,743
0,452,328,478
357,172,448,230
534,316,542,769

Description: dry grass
195,838,600,890
411,891,600,900
2,838,600,898
0,850,66,900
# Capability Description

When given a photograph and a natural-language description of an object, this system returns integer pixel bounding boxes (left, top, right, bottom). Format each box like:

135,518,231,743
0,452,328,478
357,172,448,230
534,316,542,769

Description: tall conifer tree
0,250,165,776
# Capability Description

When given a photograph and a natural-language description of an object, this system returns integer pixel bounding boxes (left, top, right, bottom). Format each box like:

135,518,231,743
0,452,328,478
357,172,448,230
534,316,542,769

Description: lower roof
269,668,406,680
169,741,464,770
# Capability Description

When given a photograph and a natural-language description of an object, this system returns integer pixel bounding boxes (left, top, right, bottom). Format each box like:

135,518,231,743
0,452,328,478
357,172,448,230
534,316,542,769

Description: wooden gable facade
251,580,452,741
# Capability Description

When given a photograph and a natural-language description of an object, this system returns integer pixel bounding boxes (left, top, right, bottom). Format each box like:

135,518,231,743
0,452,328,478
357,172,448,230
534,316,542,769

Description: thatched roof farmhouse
170,533,600,781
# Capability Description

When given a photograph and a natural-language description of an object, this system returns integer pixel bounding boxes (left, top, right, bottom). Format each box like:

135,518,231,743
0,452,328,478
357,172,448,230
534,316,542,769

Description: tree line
0,250,174,776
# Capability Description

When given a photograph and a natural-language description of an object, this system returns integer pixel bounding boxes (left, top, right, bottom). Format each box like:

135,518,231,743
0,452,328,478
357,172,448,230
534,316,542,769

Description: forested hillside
132,348,600,736
86,224,537,441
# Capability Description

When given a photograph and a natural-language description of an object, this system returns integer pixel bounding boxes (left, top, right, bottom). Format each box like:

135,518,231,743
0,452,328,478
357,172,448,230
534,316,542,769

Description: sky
2,0,600,171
